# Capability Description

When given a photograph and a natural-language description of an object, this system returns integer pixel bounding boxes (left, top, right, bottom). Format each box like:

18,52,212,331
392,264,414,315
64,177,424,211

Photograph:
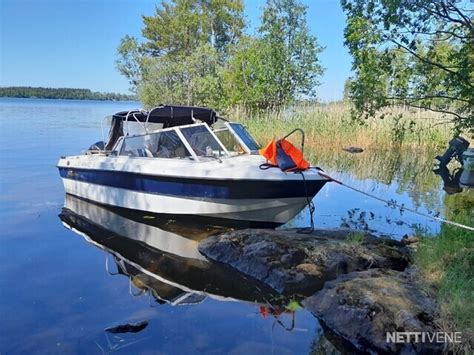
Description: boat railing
100,116,108,150
145,106,165,133
125,109,148,136
99,109,144,153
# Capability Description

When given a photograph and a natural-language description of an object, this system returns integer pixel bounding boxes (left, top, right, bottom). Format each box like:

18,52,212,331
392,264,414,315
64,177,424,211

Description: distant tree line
116,0,324,112
0,86,136,101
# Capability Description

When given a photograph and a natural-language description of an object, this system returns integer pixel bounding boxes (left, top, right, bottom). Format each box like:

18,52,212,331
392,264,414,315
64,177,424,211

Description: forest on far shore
0,86,136,101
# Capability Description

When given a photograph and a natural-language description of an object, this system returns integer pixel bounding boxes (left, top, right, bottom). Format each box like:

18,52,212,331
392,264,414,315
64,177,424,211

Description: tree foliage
116,35,150,91
225,0,324,111
343,78,353,102
341,0,474,132
139,43,224,107
141,0,244,57
116,0,323,111
116,0,244,109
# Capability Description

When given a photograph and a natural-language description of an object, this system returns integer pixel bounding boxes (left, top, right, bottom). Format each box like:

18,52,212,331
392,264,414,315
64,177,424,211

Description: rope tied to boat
297,171,315,234
316,169,474,232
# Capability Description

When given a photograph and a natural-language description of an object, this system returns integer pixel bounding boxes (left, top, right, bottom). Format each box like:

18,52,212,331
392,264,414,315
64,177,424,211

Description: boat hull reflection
59,194,280,305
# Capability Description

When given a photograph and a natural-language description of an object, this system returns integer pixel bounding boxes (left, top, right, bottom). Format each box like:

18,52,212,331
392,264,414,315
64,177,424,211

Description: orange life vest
259,138,309,172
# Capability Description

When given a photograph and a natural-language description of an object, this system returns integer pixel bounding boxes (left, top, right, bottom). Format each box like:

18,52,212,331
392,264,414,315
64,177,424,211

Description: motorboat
57,105,328,227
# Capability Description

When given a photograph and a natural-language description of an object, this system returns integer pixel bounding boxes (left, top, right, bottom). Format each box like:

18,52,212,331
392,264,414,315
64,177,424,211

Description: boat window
214,128,245,155
120,131,191,158
180,125,227,157
228,123,260,151
154,130,191,158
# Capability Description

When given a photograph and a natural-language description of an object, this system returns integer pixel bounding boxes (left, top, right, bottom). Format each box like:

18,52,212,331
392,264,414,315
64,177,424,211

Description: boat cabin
98,105,260,161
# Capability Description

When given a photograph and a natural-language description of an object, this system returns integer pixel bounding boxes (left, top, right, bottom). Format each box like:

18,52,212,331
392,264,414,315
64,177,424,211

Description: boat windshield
180,125,228,157
120,130,191,159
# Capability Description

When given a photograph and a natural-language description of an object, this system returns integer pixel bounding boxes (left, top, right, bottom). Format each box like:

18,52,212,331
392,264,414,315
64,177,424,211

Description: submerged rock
198,228,410,295
105,320,149,334
302,269,443,354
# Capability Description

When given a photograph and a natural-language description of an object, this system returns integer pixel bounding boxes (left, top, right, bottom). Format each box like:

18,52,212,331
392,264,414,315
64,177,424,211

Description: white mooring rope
316,170,474,232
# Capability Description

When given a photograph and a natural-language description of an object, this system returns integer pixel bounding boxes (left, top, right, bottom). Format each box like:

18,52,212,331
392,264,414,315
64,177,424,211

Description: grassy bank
415,203,474,352
230,103,453,151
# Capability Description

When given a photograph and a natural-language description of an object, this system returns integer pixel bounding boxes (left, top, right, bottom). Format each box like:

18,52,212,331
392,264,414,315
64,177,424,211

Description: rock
343,146,364,153
198,228,411,295
401,236,420,245
105,320,148,334
296,263,323,277
311,333,342,355
303,269,443,354
401,236,421,252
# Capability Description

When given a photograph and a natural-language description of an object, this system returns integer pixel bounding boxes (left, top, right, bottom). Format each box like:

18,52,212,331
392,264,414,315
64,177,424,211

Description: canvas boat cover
112,105,218,127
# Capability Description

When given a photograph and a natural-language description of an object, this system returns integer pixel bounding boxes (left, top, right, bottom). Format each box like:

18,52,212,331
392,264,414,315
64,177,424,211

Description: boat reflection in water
59,195,323,353
59,194,295,312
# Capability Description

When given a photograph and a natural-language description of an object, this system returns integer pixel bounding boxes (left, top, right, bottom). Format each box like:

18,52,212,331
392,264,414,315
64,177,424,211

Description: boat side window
119,131,191,159
180,125,227,157
228,123,260,151
120,135,155,157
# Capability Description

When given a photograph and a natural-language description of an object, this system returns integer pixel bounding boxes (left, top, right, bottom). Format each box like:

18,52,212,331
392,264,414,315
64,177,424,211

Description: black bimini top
113,105,218,127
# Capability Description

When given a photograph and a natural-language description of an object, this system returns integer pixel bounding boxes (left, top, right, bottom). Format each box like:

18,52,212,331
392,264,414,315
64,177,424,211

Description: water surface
0,98,472,354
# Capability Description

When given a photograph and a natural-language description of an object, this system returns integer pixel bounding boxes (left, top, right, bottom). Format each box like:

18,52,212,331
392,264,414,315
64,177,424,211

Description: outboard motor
460,149,474,187
435,136,470,166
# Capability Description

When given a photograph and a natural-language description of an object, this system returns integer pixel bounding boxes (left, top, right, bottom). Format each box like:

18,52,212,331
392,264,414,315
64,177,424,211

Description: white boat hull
58,154,328,226
62,179,309,225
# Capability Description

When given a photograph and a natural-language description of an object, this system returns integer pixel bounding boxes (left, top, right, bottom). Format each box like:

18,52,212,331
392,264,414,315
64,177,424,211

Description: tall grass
415,214,474,352
229,102,453,151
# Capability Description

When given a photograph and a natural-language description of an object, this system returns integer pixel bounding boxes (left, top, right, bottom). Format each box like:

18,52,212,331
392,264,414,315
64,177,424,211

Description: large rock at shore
198,228,410,295
199,229,444,353
302,268,443,354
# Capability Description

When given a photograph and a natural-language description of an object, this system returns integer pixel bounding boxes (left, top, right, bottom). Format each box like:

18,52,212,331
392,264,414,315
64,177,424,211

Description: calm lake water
0,97,472,354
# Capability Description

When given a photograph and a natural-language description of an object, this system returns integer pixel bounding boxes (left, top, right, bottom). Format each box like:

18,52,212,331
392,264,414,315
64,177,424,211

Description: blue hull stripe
59,167,327,199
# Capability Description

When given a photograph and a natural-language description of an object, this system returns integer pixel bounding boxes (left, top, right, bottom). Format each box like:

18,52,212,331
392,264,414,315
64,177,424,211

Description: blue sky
0,0,352,101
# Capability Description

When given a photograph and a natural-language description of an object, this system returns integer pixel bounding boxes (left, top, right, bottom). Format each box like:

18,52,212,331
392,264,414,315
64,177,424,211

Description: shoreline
198,227,473,353
0,96,138,103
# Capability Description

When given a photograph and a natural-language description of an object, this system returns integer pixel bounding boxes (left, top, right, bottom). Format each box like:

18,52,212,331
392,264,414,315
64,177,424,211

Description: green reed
229,102,453,151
